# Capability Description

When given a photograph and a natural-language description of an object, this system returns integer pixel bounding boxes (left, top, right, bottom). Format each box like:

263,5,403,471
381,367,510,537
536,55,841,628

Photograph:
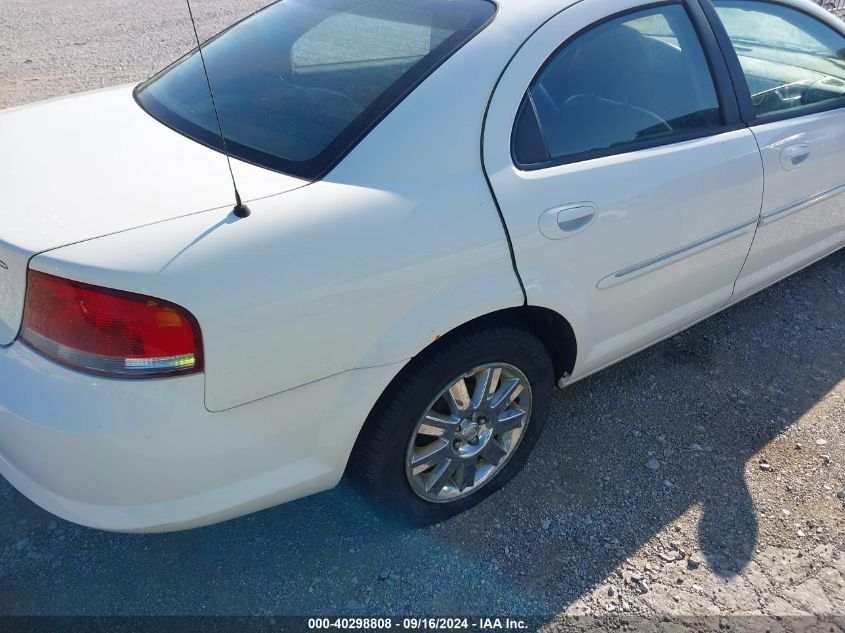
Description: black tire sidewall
363,327,554,525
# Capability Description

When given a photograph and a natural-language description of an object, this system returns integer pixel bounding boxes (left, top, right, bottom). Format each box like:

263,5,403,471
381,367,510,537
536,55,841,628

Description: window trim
134,0,499,182
511,0,743,172
697,0,845,126
513,93,552,164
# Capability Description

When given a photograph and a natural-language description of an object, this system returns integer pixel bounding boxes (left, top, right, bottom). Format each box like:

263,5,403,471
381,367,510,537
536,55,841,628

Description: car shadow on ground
0,250,842,617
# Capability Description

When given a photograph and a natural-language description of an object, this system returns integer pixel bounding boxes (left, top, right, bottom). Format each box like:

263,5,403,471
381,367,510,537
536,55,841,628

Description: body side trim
760,181,845,226
597,217,759,289
563,241,844,386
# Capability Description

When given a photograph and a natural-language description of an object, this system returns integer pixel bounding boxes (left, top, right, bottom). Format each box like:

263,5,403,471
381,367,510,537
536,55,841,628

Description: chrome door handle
780,143,811,171
539,204,597,240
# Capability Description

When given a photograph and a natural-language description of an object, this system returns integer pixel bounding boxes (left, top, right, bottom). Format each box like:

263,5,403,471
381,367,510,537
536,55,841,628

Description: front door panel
707,0,845,299
735,110,845,299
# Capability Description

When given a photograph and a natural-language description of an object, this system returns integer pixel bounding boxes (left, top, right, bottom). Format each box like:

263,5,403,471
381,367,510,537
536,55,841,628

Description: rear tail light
21,270,203,378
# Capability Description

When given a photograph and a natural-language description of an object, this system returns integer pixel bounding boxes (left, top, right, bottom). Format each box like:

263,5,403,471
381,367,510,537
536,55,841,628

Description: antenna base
233,203,251,218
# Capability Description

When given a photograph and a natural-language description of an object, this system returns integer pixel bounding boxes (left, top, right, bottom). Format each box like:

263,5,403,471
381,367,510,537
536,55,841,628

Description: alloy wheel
405,363,533,503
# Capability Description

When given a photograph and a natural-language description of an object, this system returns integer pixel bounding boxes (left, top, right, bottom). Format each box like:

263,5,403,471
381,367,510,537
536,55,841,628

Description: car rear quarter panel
29,2,570,413
31,177,520,412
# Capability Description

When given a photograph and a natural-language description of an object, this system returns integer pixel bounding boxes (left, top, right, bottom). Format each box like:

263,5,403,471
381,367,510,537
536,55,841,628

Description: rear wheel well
511,306,577,381
347,306,576,485
431,306,577,382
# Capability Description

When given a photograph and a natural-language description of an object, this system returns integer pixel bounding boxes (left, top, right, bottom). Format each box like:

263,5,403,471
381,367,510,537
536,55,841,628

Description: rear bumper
0,342,400,532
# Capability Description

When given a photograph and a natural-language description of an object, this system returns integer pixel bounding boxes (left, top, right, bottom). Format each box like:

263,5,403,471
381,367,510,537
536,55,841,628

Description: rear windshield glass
136,0,496,180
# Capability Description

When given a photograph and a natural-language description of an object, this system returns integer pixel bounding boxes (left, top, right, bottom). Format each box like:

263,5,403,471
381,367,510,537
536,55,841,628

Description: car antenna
185,0,251,218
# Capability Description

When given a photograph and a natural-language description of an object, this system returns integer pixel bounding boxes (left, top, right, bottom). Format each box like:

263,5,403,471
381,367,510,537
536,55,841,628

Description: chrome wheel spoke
445,378,471,415
417,412,458,437
490,378,523,411
494,408,525,435
426,458,456,496
456,461,477,492
481,439,508,466
410,439,450,475
471,367,497,410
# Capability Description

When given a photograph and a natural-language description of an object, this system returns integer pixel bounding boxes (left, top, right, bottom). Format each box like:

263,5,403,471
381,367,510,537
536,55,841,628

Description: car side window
513,5,723,167
713,0,845,119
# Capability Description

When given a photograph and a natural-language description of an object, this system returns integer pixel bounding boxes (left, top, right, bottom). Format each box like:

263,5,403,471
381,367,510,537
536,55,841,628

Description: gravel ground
1,1,844,628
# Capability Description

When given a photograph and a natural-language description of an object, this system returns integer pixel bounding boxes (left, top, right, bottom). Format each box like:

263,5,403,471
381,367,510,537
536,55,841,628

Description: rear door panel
483,0,765,378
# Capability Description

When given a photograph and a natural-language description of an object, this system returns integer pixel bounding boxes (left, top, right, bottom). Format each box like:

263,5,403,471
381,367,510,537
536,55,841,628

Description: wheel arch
347,304,577,500
368,305,578,420
462,305,578,382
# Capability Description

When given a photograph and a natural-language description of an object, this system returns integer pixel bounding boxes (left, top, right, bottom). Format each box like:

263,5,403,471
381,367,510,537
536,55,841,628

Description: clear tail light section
21,270,203,378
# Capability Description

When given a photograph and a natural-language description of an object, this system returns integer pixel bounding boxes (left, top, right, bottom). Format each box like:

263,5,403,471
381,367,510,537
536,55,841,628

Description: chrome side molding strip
761,182,845,226
597,218,758,290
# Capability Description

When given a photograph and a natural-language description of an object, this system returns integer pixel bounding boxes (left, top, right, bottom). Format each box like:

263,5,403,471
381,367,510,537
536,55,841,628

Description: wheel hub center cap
460,421,480,443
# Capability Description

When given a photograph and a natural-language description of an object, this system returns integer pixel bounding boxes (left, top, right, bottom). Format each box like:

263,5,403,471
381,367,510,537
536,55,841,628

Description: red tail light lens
21,271,203,378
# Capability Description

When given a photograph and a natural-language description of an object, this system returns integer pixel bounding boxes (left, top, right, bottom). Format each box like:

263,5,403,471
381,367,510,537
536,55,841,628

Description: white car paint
733,108,845,300
1,0,844,531
0,340,403,532
25,1,542,411
482,0,767,379
0,85,304,346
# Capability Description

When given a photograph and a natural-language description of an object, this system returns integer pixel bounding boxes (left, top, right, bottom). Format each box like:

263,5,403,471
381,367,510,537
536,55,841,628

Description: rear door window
513,5,723,166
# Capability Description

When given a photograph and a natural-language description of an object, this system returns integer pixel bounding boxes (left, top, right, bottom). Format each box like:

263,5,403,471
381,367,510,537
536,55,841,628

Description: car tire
350,323,554,525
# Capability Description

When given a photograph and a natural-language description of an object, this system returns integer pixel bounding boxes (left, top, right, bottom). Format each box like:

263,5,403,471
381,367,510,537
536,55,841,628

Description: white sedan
1,0,843,532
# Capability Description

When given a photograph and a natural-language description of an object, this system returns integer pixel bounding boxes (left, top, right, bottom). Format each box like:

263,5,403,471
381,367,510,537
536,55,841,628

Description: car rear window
136,0,496,180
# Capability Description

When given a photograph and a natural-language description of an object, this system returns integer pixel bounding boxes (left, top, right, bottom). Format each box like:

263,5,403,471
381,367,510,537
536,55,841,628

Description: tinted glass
714,0,845,118
515,5,722,165
137,0,495,179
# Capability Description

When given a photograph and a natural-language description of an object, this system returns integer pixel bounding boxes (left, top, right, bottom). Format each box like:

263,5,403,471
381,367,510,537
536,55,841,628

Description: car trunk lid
0,84,305,345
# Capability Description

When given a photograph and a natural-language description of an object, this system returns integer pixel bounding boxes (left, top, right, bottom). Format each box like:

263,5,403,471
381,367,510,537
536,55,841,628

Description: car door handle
539,204,597,240
780,143,811,171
